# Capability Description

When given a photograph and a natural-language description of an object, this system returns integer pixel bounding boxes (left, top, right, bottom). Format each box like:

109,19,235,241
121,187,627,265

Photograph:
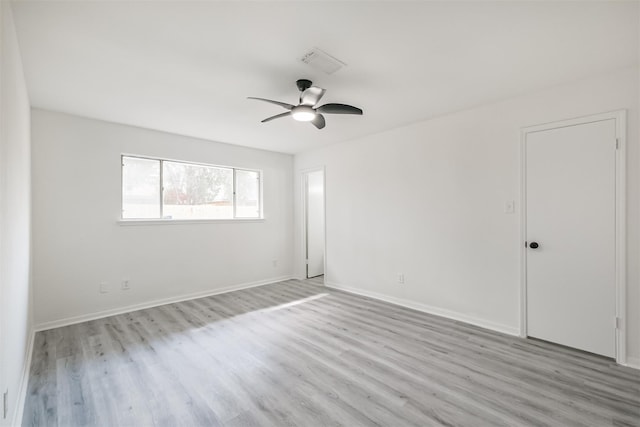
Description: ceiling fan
248,79,363,129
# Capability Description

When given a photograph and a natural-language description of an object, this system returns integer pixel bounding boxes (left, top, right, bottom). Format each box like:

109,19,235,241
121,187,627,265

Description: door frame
300,166,326,280
519,110,627,365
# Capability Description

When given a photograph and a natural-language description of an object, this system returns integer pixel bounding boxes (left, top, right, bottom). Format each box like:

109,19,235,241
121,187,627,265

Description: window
122,156,262,220
122,157,161,219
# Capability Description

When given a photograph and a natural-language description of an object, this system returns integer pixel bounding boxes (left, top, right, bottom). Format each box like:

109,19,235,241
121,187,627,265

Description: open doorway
304,169,325,279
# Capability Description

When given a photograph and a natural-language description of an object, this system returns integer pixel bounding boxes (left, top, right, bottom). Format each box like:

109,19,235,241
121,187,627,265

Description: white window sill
117,218,265,226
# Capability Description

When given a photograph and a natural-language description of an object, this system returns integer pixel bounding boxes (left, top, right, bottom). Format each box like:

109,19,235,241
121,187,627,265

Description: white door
525,118,616,358
306,170,325,278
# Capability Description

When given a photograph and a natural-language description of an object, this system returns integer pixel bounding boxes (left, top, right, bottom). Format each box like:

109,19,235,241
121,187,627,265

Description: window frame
120,154,263,222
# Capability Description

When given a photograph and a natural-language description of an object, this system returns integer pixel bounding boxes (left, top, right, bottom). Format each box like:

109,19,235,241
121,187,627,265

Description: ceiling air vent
300,48,346,75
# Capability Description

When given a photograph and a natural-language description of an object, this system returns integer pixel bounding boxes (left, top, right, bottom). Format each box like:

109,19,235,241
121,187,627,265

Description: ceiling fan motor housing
296,79,313,92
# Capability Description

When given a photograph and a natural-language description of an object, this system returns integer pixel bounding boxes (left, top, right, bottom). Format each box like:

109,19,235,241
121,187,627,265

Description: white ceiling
10,1,639,154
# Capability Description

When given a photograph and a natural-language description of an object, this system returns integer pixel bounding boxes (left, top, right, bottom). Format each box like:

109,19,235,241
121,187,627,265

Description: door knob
529,242,539,249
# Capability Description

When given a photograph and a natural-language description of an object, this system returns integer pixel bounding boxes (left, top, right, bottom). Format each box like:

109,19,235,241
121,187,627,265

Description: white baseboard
12,327,35,427
325,281,520,336
34,275,293,332
625,356,640,370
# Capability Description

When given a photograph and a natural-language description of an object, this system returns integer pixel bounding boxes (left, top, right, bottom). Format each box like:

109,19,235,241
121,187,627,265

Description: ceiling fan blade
299,86,326,106
316,103,363,115
261,112,291,123
247,97,294,110
310,114,326,130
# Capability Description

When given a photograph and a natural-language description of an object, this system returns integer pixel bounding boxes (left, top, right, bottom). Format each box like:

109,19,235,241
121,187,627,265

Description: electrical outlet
99,282,109,293
272,260,278,267
121,279,130,290
398,273,405,284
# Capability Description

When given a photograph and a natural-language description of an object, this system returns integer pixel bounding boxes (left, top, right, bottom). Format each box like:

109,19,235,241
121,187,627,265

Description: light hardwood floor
23,278,640,426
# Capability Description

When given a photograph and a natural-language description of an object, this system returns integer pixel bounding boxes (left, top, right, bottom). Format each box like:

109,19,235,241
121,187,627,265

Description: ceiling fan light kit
291,105,316,122
248,79,363,130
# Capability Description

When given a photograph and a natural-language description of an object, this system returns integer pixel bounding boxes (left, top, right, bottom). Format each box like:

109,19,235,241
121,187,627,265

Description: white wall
294,66,640,365
32,110,293,327
0,2,32,425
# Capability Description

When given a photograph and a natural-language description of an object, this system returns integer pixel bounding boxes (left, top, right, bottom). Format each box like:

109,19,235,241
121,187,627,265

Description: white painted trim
613,111,627,366
299,166,326,280
12,328,35,427
519,111,626,135
34,275,293,332
325,281,520,336
120,152,264,174
519,121,528,340
117,218,265,226
519,110,627,365
624,357,640,370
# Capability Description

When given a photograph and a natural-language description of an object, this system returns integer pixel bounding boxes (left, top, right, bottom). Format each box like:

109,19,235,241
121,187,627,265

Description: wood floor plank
246,287,562,426
23,278,640,427
23,330,58,426
268,291,616,424
55,324,96,427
